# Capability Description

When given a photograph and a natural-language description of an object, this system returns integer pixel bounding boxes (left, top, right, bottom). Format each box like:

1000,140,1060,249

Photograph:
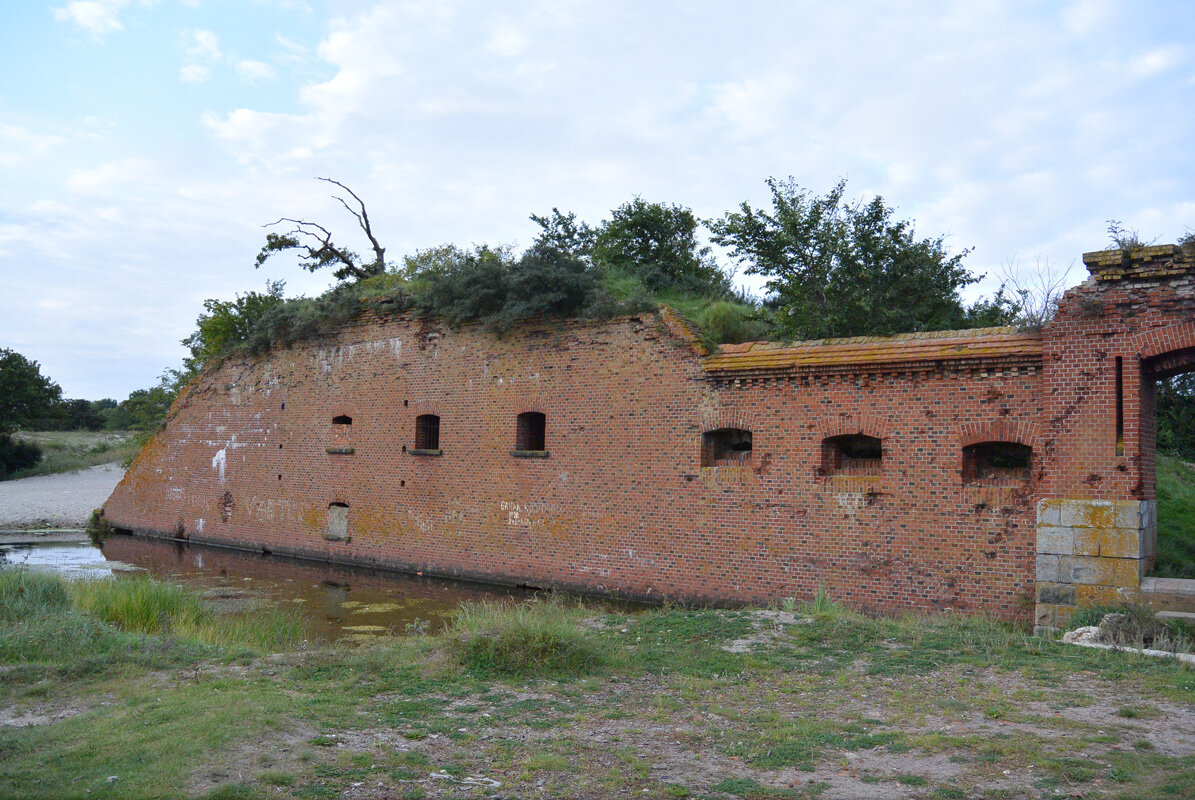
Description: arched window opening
822,434,882,477
514,412,547,455
963,441,1032,486
326,502,349,541
702,428,753,467
414,414,441,454
332,414,353,425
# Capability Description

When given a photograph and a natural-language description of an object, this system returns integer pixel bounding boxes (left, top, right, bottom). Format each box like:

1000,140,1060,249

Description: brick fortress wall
1034,244,1195,630
103,308,1046,619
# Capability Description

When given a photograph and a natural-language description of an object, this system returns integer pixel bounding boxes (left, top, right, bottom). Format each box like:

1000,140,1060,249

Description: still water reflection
0,534,533,642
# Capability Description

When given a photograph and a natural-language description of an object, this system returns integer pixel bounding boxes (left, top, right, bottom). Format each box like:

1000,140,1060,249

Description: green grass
6,430,140,481
445,596,611,676
1156,453,1195,577
0,568,304,674
71,575,306,651
3,572,1195,798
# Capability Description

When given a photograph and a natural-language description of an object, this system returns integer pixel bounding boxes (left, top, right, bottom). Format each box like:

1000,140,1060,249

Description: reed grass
0,568,305,668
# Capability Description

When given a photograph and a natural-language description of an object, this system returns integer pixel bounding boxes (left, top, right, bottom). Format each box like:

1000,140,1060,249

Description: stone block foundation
1034,498,1156,632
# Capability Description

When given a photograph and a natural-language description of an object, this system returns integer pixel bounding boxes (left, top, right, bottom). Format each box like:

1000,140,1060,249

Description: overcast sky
2,0,1192,400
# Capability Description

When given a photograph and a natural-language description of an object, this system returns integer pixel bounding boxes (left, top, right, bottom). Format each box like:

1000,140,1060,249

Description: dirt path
0,464,125,530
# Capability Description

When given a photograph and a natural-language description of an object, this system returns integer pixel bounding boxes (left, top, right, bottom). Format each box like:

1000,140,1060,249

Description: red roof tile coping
703,326,1042,376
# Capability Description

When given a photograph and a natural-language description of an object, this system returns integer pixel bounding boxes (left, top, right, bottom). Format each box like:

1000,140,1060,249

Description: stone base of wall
1034,498,1156,633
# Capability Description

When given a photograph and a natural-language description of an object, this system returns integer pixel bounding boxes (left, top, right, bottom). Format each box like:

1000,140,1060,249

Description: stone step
1138,577,1195,614
1155,611,1195,624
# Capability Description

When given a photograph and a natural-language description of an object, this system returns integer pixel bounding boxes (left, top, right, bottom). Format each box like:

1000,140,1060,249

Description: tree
1158,374,1195,462
0,348,60,477
255,178,388,281
401,244,473,282
0,348,62,434
30,398,106,431
710,178,997,340
182,280,286,370
593,198,730,296
105,371,190,433
529,208,596,259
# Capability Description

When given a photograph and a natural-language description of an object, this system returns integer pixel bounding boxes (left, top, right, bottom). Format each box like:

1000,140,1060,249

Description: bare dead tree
255,178,387,281
998,257,1071,330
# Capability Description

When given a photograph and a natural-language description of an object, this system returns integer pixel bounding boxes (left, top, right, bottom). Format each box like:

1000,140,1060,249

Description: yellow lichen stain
300,506,324,534
1084,504,1116,530
1075,584,1129,605
827,475,880,493
700,466,754,488
1073,527,1101,557
1098,527,1139,559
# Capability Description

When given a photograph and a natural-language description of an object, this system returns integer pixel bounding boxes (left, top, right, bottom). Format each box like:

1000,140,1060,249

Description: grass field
1156,453,1195,578
6,430,139,480
1,569,1193,800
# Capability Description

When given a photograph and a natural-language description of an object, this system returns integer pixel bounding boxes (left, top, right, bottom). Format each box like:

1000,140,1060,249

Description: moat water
0,534,536,642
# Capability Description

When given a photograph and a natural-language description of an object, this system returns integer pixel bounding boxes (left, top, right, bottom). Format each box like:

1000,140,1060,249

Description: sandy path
0,464,125,529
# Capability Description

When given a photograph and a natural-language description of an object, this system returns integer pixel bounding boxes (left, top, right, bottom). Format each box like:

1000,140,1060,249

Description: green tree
30,398,105,431
0,349,60,477
0,349,62,434
255,178,388,281
182,280,286,370
105,371,191,433
1158,374,1195,462
593,198,730,296
529,208,596,259
710,178,1004,340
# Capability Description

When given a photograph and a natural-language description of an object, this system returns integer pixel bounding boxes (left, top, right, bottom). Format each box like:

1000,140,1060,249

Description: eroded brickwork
102,245,1195,622
104,313,1044,618
1032,244,1195,629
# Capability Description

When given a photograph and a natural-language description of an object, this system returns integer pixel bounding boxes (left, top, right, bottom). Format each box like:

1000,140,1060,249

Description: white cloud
1061,0,1115,37
274,33,309,62
1129,47,1183,78
13,0,1195,398
236,59,278,83
53,1,129,36
187,29,222,60
486,23,527,57
0,124,65,168
707,73,799,138
65,157,157,194
180,64,210,83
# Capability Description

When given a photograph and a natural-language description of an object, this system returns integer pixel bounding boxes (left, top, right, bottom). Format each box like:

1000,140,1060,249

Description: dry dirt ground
174,658,1193,800
0,463,124,529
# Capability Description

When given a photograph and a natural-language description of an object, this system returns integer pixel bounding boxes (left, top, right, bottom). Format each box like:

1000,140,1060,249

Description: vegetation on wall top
182,177,1027,374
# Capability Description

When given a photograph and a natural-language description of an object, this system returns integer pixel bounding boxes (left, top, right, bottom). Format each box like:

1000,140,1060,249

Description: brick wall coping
703,326,1041,377
1083,244,1195,282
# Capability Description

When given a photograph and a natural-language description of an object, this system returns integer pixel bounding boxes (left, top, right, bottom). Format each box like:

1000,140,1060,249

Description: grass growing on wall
1154,453,1195,578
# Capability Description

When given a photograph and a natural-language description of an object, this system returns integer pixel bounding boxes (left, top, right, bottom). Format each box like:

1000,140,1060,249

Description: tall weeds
445,596,609,676
0,568,304,664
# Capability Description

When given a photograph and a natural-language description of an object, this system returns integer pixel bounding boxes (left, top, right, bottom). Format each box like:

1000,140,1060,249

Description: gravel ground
0,464,125,530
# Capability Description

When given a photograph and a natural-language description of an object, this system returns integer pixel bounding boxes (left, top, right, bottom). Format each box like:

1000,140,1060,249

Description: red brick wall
104,311,1044,618
1038,247,1195,504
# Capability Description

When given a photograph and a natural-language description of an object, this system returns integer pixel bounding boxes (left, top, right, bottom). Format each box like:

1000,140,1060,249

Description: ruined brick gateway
102,245,1195,628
